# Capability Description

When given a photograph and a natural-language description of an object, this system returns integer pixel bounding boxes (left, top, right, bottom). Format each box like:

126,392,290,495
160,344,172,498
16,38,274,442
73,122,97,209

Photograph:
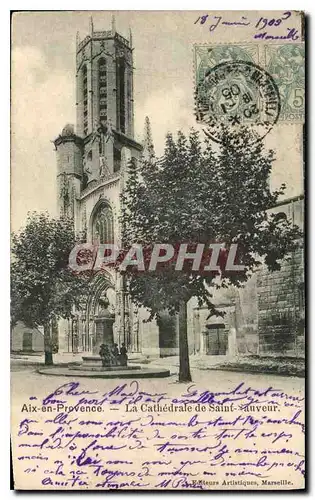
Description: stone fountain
71,297,141,373
38,298,170,379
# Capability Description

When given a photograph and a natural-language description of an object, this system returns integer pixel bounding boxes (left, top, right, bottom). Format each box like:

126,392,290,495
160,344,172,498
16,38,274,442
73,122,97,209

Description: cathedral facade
54,19,163,357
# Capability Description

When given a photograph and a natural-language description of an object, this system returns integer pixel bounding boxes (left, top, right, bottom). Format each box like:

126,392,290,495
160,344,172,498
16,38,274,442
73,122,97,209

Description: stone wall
137,307,160,358
257,244,304,357
257,196,304,357
234,274,259,355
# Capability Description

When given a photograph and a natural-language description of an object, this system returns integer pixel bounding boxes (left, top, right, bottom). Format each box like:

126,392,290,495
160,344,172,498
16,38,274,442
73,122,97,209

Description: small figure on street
120,343,128,366
72,314,79,354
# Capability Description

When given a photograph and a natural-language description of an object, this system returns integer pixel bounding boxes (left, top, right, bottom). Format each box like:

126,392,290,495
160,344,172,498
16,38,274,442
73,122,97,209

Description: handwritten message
12,380,305,490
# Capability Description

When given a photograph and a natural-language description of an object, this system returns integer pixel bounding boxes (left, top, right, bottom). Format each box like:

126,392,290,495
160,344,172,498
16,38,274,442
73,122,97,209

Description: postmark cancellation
194,43,305,127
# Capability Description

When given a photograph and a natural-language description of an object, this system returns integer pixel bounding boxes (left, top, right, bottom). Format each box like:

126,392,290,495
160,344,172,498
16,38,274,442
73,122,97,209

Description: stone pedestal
93,315,115,355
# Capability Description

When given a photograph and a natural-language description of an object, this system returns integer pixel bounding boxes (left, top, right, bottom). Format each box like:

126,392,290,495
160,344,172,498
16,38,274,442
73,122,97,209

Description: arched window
82,65,88,136
92,203,114,244
98,58,107,124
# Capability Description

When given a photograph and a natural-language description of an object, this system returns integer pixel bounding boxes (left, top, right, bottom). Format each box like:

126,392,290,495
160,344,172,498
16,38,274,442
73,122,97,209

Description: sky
11,11,304,232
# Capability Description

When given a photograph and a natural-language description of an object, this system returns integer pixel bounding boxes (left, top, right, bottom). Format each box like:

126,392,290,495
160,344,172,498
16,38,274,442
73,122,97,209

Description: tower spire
111,15,116,34
142,116,155,160
90,16,94,35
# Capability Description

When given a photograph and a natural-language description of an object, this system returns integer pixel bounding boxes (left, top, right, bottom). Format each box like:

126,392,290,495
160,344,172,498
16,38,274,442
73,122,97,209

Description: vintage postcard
11,11,305,490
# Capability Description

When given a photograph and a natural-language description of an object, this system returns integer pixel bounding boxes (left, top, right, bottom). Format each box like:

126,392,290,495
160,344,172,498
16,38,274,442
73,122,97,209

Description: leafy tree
11,213,89,365
121,126,301,382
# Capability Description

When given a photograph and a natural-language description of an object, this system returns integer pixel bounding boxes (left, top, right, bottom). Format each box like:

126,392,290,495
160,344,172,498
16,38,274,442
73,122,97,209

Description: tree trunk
44,322,53,366
178,300,192,382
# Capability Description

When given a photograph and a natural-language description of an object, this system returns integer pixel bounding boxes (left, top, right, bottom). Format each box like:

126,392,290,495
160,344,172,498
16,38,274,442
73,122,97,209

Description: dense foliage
11,213,90,364
121,126,301,381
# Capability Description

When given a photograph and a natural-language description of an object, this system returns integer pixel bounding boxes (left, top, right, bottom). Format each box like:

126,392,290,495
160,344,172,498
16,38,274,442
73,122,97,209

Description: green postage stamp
194,43,305,127
265,44,305,122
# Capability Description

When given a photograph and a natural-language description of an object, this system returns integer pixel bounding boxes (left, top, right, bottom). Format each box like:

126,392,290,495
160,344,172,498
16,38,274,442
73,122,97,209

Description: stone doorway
203,323,227,355
22,331,33,352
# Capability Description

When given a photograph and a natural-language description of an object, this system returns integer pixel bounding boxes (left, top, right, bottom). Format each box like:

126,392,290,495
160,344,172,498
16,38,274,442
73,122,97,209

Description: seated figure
99,343,110,367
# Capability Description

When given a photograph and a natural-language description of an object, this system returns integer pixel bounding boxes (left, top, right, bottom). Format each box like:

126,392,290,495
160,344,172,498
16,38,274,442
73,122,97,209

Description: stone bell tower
54,16,142,231
75,16,136,187
54,123,83,221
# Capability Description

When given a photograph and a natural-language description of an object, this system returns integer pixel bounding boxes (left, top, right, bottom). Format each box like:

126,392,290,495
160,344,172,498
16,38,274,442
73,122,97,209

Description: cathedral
51,18,304,361
53,18,165,357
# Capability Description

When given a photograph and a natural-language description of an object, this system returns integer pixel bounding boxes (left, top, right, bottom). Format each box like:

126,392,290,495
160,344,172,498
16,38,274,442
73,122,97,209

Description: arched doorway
83,271,116,352
81,200,116,351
